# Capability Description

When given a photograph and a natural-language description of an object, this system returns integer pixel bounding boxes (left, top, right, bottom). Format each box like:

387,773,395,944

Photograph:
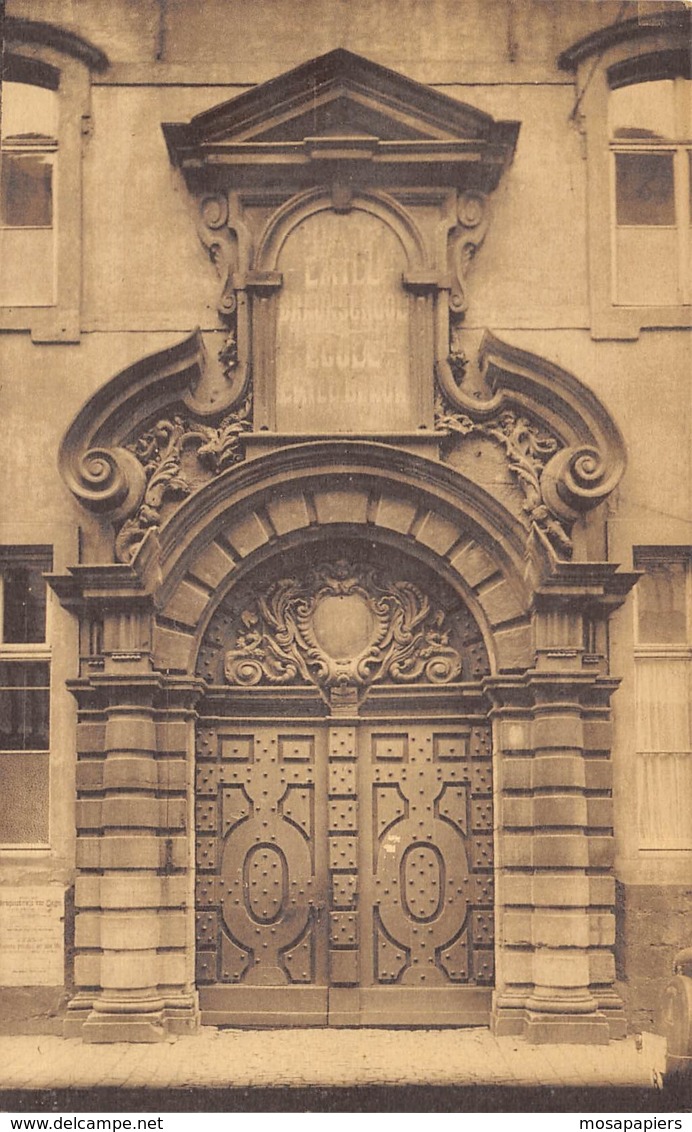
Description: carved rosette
222,560,467,696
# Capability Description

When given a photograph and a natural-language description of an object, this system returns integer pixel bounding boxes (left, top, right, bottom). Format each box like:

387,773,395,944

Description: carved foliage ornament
224,559,464,693
115,398,251,563
434,395,574,556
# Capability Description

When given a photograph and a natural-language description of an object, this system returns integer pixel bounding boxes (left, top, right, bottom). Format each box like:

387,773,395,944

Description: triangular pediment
163,49,519,171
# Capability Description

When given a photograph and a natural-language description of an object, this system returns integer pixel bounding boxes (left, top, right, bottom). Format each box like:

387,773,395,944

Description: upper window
0,78,58,308
558,11,692,338
0,547,52,849
0,21,108,341
610,78,691,307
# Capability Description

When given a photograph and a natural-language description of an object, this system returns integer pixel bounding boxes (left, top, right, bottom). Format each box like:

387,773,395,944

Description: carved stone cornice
59,331,253,564
435,332,628,560
46,530,161,607
529,559,640,618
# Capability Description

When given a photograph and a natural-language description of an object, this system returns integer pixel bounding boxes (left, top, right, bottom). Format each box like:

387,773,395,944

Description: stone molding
557,9,690,73
58,326,627,572
162,48,519,189
4,17,109,73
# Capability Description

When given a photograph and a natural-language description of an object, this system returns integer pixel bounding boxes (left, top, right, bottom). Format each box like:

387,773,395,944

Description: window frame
0,23,108,342
609,77,691,308
0,546,53,851
633,548,692,853
559,17,692,339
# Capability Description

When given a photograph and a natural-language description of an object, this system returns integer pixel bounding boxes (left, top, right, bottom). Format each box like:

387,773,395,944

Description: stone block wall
616,884,692,1032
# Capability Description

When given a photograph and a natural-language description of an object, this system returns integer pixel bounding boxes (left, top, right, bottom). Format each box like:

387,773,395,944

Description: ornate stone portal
50,49,638,1043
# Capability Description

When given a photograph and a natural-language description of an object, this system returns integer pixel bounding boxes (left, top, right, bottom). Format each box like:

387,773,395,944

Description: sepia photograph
0,0,690,1118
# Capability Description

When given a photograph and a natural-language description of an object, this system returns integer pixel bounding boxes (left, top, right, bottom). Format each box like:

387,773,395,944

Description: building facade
0,0,690,1054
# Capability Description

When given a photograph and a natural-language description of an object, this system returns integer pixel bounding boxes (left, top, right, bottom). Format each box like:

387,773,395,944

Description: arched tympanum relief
196,544,490,710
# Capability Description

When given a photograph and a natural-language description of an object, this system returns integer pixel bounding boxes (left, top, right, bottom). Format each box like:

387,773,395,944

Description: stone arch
176,444,508,1027
254,186,428,274
150,441,532,678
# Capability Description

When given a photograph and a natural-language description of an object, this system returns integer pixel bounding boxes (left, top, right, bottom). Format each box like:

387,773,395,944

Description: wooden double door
195,715,494,1026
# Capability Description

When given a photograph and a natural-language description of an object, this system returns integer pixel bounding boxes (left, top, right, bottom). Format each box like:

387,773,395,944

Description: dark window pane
0,153,52,226
0,688,49,750
615,152,675,225
0,661,50,687
0,752,49,843
2,564,47,643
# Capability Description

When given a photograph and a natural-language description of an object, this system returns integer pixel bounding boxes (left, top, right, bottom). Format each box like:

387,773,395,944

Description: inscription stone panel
0,886,64,986
275,210,412,433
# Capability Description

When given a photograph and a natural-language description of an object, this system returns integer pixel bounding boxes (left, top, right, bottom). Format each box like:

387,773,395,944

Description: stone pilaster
50,560,204,1041
489,563,636,1043
67,673,203,1041
522,675,614,1043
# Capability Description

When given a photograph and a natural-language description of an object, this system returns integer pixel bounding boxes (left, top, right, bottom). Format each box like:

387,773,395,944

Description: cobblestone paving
0,1030,667,1090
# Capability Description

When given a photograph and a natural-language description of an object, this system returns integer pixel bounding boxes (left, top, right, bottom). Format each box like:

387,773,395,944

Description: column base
593,989,628,1040
66,990,200,1042
491,992,529,1037
523,1008,611,1044
63,992,95,1038
492,993,613,1043
162,991,201,1035
82,1009,168,1043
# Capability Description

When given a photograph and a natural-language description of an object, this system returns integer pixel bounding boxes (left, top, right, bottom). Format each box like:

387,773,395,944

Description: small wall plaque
0,886,64,986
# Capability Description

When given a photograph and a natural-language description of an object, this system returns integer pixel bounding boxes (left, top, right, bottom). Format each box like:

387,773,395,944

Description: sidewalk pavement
0,1029,668,1091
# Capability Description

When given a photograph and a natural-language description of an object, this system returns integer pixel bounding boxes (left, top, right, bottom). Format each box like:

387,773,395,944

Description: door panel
195,724,329,1025
195,718,493,1026
356,723,494,1024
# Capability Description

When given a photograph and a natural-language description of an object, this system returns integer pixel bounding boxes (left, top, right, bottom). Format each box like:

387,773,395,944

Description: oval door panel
400,842,445,923
243,843,288,924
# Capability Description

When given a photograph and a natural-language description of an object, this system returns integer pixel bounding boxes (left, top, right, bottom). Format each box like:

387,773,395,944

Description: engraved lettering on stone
0,887,64,986
275,211,411,432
